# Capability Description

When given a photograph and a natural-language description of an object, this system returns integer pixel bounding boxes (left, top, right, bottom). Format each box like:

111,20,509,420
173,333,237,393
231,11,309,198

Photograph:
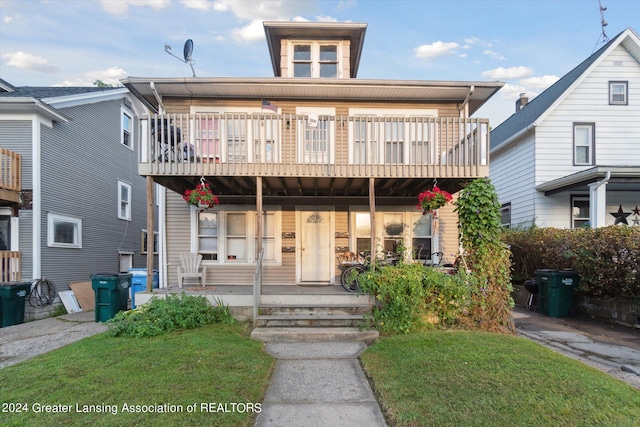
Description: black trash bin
0,282,31,327
90,274,132,322
535,269,580,317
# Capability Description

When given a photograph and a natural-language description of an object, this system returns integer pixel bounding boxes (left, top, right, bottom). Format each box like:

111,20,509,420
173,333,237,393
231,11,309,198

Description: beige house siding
436,193,459,266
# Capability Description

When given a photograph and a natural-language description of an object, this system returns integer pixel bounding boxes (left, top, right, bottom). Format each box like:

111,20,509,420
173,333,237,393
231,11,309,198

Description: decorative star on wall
610,204,631,225
633,205,640,216
633,217,640,226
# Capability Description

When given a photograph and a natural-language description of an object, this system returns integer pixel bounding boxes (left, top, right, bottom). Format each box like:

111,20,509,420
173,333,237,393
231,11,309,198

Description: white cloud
484,50,506,61
414,41,460,59
100,0,170,16
482,66,533,79
212,0,315,21
464,36,492,47
499,83,539,101
181,0,213,11
316,15,338,22
232,19,266,42
519,75,559,90
55,67,128,87
2,51,59,73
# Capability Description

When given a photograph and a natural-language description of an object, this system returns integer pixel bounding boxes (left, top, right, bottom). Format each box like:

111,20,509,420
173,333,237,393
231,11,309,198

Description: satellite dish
183,39,193,62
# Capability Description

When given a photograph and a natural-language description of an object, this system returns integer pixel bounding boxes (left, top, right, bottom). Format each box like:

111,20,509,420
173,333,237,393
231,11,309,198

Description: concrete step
254,314,366,328
258,303,372,316
251,327,379,344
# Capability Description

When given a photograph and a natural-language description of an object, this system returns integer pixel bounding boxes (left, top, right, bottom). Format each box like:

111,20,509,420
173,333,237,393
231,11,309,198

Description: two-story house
123,21,503,318
0,78,156,315
490,28,640,229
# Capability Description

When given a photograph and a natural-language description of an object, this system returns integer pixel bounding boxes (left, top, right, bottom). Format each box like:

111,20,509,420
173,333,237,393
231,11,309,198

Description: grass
0,324,273,427
361,331,640,427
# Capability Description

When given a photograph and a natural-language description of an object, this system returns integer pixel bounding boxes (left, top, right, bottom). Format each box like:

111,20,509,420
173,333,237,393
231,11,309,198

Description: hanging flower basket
417,186,452,215
183,182,219,209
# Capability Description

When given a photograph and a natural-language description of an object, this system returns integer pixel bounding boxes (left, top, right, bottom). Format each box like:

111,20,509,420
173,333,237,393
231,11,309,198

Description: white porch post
146,176,155,292
588,171,610,228
369,178,376,270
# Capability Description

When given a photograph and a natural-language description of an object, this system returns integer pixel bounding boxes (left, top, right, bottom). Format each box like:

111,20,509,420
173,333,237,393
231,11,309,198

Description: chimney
516,93,528,112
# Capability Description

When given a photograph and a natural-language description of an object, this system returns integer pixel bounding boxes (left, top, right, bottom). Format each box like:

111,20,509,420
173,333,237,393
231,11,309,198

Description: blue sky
1,0,638,126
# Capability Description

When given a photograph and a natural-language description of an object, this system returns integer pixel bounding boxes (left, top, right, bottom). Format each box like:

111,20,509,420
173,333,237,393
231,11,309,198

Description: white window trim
191,205,282,266
121,107,134,150
571,196,590,229
118,181,132,221
296,106,336,164
573,123,595,166
500,203,512,229
288,41,342,78
608,81,628,105
348,108,438,164
47,212,82,248
141,229,159,254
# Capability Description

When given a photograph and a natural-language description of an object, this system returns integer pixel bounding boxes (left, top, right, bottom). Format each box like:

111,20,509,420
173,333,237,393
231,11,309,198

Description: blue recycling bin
128,268,159,309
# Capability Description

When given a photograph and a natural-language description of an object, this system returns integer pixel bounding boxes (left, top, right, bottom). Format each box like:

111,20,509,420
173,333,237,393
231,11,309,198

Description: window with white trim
354,212,371,255
261,212,276,262
500,203,511,229
574,123,594,165
382,212,404,253
572,196,590,228
226,212,247,261
609,81,628,105
141,230,159,254
118,181,131,220
198,211,218,261
411,213,433,261
48,213,82,248
121,108,133,149
291,42,339,78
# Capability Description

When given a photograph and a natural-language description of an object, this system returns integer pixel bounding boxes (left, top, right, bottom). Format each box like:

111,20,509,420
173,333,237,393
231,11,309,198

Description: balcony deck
139,113,490,196
0,148,21,204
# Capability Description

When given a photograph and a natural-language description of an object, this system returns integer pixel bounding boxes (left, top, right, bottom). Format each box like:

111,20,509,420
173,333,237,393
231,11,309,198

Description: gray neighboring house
0,78,157,298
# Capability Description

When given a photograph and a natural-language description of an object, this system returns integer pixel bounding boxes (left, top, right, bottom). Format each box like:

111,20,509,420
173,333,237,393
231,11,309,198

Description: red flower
183,182,220,208
417,186,452,214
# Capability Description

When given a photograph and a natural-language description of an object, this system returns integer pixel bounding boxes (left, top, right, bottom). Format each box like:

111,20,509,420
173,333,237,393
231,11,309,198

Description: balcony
0,251,21,282
140,113,489,197
0,148,21,205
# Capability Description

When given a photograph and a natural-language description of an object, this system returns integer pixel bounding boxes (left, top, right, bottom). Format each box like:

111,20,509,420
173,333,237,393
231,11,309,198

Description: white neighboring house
490,27,640,229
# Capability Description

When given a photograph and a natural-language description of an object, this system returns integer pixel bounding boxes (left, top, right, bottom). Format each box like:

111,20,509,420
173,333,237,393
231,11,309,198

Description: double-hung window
572,196,590,228
292,42,339,78
500,203,512,229
118,181,131,220
121,108,133,149
198,211,219,261
573,123,594,165
609,81,628,105
412,213,433,262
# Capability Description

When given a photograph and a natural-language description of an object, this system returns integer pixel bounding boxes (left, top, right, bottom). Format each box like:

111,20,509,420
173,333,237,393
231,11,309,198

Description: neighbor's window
572,197,590,228
48,213,82,248
118,181,131,220
609,81,628,105
500,203,512,229
141,230,159,254
573,123,594,165
122,109,133,148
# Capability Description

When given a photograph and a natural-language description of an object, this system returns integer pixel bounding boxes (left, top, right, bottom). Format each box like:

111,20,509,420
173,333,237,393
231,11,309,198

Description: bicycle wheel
341,266,364,292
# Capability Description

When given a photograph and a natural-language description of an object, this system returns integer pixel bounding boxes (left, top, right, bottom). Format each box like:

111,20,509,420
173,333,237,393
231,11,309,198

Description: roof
490,27,640,151
0,84,114,99
263,21,367,78
122,76,504,116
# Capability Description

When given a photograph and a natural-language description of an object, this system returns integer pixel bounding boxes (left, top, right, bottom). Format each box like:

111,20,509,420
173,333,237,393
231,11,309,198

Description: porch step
254,314,366,328
258,303,372,316
251,327,379,344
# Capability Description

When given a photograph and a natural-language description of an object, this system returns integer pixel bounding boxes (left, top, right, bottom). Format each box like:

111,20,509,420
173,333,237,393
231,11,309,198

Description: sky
1,0,638,127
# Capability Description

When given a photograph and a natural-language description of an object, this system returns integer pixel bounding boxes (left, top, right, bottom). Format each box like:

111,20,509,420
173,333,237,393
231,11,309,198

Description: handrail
0,148,21,192
0,251,21,282
252,249,264,324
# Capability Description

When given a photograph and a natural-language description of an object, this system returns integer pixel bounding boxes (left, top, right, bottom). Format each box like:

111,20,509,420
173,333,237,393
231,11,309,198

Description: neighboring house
490,28,640,229
123,21,503,314
0,78,157,295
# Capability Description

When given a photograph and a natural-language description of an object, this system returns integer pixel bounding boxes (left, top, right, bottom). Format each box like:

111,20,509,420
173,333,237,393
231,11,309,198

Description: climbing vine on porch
455,177,514,333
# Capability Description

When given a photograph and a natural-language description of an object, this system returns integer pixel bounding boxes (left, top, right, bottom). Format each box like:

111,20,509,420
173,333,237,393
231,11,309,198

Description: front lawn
361,331,640,426
0,324,273,427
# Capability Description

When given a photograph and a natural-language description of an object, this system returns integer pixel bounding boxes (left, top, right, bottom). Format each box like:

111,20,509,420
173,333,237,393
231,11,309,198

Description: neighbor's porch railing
139,113,489,179
0,251,21,282
0,148,21,203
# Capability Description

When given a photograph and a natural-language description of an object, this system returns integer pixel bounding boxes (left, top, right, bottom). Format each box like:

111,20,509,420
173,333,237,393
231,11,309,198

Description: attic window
291,42,339,78
609,81,627,105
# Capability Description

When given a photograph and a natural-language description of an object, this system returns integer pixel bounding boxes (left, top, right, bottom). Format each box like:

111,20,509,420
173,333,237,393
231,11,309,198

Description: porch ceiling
154,175,473,202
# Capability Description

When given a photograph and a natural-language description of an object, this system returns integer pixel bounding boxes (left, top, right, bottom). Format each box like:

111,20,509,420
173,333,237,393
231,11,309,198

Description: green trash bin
535,270,580,317
91,274,132,322
0,282,31,328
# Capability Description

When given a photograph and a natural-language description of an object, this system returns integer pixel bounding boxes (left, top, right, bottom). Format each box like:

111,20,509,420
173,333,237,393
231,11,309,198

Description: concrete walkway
254,341,387,427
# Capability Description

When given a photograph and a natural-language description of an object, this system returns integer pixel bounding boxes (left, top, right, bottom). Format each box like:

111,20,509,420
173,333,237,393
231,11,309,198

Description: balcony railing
139,114,489,179
0,251,21,282
0,148,21,203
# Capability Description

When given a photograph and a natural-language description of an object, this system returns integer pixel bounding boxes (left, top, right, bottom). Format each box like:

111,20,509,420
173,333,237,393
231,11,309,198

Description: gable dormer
263,21,367,79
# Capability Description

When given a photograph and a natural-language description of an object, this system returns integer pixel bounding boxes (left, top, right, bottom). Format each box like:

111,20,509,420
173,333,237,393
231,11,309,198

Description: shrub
105,293,236,337
504,226,640,298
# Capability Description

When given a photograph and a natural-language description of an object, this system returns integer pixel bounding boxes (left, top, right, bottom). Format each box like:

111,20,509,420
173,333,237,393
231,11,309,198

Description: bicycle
339,251,399,292
28,277,57,307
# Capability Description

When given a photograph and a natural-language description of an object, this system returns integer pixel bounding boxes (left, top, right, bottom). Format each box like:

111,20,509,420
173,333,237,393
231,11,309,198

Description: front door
300,210,332,282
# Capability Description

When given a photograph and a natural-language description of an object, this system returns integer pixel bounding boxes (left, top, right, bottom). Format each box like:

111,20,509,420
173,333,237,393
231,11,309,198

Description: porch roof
121,77,504,116
536,166,640,196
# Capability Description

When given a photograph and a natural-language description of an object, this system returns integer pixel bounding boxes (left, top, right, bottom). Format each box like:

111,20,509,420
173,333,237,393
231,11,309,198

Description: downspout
588,171,610,228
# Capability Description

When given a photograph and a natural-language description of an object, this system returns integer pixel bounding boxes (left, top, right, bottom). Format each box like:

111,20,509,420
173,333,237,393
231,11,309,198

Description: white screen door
300,211,331,282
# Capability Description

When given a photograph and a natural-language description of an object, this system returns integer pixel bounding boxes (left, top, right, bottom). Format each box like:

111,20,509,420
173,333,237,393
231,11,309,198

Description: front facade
124,22,503,311
491,28,640,229
0,79,156,292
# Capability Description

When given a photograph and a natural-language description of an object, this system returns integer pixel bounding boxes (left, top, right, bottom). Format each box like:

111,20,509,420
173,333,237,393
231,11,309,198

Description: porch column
145,176,155,292
256,177,263,257
369,178,376,270
254,177,263,322
588,171,610,228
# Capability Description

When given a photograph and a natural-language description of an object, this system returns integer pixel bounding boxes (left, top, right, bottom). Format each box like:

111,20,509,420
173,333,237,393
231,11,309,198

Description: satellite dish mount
165,39,196,77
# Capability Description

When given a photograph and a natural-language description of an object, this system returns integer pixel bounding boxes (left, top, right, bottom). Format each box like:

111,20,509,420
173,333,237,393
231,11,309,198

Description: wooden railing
139,114,490,179
0,148,21,203
0,251,21,282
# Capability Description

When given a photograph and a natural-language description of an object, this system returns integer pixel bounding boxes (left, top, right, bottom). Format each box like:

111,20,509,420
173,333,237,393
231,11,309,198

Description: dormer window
291,42,339,78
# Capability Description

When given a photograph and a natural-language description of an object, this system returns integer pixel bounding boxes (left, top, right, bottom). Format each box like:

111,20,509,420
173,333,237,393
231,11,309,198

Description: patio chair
177,252,207,288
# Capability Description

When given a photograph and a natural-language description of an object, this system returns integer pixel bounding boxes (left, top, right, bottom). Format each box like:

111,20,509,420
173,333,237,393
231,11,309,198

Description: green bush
105,293,236,337
504,226,640,298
